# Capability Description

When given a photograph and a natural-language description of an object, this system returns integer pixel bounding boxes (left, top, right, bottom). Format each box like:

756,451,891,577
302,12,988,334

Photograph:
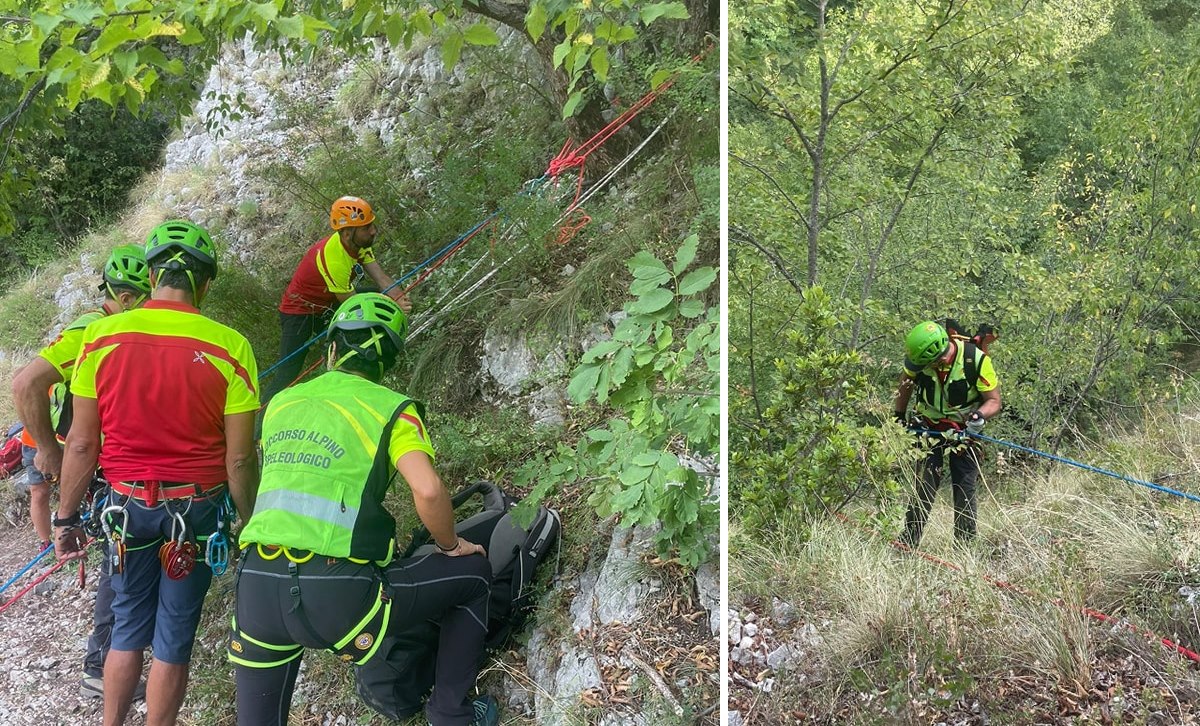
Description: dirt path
0,493,146,725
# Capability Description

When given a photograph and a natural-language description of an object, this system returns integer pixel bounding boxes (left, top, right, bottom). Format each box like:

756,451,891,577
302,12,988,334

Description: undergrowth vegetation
731,398,1200,723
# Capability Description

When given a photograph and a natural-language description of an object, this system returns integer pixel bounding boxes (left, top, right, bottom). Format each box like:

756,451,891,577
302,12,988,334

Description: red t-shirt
72,300,259,485
278,232,375,315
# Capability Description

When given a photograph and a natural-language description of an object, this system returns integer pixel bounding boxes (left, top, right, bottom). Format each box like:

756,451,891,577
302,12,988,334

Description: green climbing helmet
328,292,409,353
144,220,218,277
905,320,950,366
101,244,152,294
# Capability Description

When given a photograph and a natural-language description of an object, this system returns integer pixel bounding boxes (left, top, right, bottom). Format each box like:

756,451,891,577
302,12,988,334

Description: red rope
401,219,495,296
0,539,95,616
832,513,1200,665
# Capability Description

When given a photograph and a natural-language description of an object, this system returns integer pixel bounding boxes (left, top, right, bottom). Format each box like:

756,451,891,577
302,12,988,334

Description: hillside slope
0,27,718,726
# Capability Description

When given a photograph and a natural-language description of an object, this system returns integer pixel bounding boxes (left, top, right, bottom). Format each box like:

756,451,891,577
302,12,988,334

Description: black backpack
354,480,561,720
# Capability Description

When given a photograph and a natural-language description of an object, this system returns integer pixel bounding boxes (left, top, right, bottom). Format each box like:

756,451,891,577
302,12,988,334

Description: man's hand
437,537,486,558
386,287,412,313
965,411,986,436
54,526,88,561
33,443,63,482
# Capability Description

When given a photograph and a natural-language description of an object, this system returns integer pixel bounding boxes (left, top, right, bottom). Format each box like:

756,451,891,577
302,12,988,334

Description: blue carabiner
206,494,231,575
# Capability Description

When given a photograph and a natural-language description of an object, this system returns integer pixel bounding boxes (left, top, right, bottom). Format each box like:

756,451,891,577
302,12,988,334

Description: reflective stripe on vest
253,488,360,531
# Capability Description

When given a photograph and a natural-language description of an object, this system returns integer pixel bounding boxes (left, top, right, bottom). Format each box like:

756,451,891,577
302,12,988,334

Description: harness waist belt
112,480,226,506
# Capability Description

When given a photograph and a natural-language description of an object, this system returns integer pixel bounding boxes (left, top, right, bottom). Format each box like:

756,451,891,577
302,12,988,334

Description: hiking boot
469,695,500,726
37,540,51,554
80,675,147,701
427,695,500,726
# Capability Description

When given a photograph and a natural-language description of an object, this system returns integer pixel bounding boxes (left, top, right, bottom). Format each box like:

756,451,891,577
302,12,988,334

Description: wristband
435,538,459,553
52,511,82,528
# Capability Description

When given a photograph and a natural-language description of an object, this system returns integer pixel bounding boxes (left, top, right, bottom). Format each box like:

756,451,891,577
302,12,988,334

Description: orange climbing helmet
330,196,375,230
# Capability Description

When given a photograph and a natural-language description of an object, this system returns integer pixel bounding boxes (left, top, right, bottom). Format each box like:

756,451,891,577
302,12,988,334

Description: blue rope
0,542,53,597
909,427,1200,505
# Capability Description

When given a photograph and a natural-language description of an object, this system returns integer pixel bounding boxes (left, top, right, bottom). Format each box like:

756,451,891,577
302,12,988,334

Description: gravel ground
0,504,148,725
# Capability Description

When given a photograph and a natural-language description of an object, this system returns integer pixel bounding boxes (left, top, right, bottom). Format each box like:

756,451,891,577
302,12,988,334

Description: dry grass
731,402,1200,722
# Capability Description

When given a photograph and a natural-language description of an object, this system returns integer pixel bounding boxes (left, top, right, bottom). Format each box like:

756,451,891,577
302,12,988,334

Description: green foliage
514,235,718,567
0,99,168,287
0,0,697,234
0,287,58,351
731,286,911,530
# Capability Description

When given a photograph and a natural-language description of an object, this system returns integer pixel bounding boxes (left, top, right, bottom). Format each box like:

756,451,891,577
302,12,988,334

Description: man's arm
54,396,100,560
396,451,484,557
893,373,914,422
361,261,412,312
976,385,1001,419
11,358,65,478
224,411,260,522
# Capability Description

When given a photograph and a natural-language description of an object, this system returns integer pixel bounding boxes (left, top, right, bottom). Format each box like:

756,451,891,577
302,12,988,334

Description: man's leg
385,553,493,726
103,649,143,726
21,446,50,547
901,445,945,547
145,659,189,726
949,446,981,543
234,659,303,726
259,313,319,412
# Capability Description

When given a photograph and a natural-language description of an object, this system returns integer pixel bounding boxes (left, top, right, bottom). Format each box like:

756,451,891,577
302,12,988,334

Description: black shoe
470,695,500,726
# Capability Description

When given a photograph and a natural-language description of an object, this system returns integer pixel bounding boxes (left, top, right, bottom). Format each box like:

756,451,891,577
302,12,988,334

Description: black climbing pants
233,547,492,726
83,545,115,678
901,440,981,547
257,312,324,434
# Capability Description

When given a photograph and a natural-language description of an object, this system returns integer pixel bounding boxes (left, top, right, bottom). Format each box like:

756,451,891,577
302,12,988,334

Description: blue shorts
20,445,47,486
108,491,221,664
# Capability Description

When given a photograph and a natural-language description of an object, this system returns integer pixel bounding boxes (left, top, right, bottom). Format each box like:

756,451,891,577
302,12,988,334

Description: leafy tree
0,0,707,235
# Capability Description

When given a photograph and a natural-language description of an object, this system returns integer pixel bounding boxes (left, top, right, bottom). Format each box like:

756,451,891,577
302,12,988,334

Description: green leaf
640,2,690,24
274,15,304,39
31,12,64,37
463,22,499,46
526,3,547,42
619,466,653,486
567,363,602,403
678,267,716,295
412,10,432,35
678,299,705,318
178,24,206,45
650,69,674,89
628,287,675,314
112,50,138,79
590,48,609,82
92,23,137,57
379,13,402,45
251,2,279,23
552,39,571,69
62,4,103,25
673,234,699,275
441,31,464,70
562,90,584,119
628,250,669,279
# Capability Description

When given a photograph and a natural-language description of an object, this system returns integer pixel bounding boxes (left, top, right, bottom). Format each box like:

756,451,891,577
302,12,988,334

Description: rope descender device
206,499,231,576
159,509,198,581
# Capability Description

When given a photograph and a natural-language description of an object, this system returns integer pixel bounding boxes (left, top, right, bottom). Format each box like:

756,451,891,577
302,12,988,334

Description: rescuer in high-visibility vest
230,292,497,726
